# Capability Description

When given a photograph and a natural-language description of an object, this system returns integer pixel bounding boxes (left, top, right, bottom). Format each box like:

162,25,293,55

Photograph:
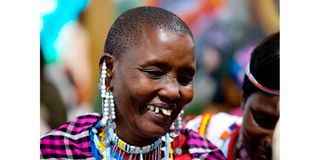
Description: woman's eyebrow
139,59,170,68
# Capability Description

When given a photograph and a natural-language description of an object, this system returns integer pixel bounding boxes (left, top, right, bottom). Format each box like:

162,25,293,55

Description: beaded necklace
91,120,174,160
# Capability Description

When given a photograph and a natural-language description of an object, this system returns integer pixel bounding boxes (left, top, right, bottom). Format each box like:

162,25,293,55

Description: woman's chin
138,113,173,138
140,124,169,138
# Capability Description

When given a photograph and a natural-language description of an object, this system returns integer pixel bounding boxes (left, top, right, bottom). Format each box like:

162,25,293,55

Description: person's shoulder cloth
182,128,226,160
40,113,101,159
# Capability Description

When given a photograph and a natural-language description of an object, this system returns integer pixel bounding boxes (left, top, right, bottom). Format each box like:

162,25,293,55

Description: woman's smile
146,104,176,126
147,105,173,116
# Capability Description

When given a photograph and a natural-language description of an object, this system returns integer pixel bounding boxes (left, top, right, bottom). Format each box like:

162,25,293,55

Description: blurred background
40,0,279,135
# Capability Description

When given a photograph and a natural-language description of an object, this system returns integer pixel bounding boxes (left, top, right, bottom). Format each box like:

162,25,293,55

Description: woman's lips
148,109,172,125
145,103,179,127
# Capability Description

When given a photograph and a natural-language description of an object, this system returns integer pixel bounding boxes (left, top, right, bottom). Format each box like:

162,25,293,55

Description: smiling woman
40,6,225,160
111,27,195,140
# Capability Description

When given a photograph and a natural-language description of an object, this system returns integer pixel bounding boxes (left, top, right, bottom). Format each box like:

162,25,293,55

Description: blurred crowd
40,0,279,147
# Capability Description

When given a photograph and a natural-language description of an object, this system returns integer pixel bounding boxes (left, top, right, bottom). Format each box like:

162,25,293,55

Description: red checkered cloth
40,113,226,160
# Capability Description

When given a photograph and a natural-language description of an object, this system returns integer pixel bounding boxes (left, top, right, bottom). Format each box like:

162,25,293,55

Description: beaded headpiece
245,63,280,96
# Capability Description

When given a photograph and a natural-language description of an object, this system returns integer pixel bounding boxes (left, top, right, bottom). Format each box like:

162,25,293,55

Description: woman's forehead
121,27,195,60
141,27,194,47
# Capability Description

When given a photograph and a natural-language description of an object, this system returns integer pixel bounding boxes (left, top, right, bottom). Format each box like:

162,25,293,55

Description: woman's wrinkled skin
101,26,195,146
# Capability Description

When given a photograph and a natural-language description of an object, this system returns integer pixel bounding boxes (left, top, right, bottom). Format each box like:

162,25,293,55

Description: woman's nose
158,78,180,101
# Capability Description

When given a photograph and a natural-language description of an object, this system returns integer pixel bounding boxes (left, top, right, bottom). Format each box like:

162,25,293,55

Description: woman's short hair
104,6,193,59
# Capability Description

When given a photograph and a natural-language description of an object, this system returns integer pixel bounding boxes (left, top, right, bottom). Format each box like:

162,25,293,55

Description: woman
40,6,225,160
185,32,279,160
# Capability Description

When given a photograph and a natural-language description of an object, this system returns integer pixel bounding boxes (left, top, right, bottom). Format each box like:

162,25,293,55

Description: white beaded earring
100,61,116,129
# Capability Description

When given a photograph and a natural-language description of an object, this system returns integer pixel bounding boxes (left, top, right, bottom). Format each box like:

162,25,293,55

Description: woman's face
241,92,279,160
110,27,195,145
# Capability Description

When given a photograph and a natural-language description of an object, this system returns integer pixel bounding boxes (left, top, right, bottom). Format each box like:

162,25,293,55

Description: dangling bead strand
100,61,108,126
99,60,116,129
174,110,183,155
108,92,116,129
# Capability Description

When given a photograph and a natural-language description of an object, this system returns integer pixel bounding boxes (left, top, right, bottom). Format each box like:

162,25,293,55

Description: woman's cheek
180,85,194,107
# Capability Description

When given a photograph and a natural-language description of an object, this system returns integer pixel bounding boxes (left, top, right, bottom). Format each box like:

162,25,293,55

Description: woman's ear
99,53,116,89
99,53,115,73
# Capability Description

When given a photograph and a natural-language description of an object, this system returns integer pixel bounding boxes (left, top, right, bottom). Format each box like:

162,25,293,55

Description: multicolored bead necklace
90,120,173,160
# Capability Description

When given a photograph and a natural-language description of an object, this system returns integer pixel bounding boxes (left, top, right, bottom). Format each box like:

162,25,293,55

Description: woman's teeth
147,105,172,116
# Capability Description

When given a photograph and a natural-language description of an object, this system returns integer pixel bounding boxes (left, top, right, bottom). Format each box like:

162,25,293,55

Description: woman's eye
145,70,165,79
251,109,277,129
178,75,193,85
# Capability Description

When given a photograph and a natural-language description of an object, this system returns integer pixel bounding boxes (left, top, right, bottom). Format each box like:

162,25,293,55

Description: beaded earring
100,61,116,129
170,110,183,155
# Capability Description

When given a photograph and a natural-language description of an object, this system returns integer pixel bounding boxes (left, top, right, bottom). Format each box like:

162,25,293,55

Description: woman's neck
115,118,160,146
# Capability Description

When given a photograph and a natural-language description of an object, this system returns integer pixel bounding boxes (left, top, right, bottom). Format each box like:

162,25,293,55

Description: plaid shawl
40,113,226,160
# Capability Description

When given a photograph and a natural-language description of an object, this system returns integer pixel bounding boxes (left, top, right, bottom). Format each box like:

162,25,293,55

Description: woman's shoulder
41,112,101,137
178,128,226,160
185,112,242,128
184,112,242,157
40,113,101,159
185,112,242,138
